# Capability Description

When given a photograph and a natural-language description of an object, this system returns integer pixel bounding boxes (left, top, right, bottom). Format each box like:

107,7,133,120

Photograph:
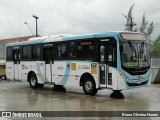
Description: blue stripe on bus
58,61,71,85
94,32,119,38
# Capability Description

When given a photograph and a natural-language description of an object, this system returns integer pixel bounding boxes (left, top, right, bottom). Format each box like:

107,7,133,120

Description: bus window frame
76,39,96,61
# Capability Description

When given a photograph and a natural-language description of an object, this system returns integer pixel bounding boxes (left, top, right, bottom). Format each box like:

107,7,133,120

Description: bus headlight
120,73,128,80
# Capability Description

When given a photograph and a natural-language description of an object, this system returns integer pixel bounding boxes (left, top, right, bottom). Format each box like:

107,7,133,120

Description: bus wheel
29,74,39,89
83,78,98,96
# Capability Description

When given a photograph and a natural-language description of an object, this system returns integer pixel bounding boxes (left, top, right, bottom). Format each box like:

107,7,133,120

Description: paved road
0,80,160,120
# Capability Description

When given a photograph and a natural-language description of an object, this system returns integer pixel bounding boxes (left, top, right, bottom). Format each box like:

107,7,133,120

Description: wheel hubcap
85,81,93,92
31,76,36,86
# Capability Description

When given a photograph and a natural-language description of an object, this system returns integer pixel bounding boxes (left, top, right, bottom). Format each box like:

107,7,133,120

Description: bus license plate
136,80,142,84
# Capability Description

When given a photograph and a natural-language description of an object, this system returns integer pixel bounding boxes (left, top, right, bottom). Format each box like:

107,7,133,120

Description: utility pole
32,15,39,37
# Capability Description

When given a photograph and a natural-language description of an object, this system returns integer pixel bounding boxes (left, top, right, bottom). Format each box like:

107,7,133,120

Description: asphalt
0,80,160,120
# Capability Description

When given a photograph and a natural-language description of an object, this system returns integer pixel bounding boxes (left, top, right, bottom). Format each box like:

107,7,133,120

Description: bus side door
43,47,54,83
99,43,116,89
13,50,20,80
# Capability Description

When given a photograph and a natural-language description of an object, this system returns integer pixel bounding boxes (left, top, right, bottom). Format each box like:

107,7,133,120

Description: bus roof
6,31,143,47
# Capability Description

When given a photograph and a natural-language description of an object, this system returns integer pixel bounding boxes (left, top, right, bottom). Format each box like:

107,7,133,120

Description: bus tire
83,78,98,96
29,73,39,89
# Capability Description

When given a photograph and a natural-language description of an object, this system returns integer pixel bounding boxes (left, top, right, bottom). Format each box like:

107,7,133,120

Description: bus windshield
120,41,150,68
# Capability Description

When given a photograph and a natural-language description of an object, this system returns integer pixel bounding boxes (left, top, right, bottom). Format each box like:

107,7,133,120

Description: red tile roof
0,35,36,43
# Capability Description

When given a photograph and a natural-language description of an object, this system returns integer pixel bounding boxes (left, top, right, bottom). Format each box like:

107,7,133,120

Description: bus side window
26,46,32,60
22,46,27,60
77,46,83,58
67,42,76,59
77,40,94,60
6,47,12,61
57,43,67,59
32,45,41,60
58,46,61,58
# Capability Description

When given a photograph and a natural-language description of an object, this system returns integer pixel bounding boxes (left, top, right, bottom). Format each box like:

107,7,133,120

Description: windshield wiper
139,42,144,59
128,41,137,57
128,41,140,67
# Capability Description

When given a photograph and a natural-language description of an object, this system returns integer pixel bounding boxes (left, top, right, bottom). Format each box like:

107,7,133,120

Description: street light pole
24,22,34,35
32,15,39,37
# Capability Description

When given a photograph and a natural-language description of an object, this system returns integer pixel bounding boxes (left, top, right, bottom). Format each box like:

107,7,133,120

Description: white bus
6,32,151,96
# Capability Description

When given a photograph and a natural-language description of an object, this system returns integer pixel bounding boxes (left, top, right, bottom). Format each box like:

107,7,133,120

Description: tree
151,35,160,58
122,4,154,40
139,13,148,34
122,4,136,32
139,13,154,40
146,22,154,40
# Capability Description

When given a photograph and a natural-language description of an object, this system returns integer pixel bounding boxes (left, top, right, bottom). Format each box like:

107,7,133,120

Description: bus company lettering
57,66,64,71
78,65,90,70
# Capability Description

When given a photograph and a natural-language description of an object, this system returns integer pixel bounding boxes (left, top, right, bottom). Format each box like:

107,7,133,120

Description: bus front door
99,44,115,88
13,50,20,80
43,48,54,83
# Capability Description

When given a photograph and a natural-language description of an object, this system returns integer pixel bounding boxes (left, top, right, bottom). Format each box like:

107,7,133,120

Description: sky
0,0,160,40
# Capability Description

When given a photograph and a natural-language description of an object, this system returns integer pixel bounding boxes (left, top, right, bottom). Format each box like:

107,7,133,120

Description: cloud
0,0,159,39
